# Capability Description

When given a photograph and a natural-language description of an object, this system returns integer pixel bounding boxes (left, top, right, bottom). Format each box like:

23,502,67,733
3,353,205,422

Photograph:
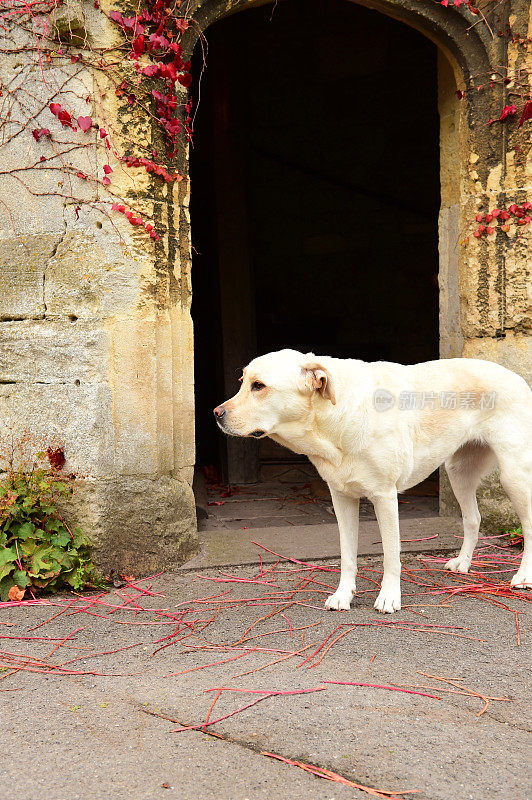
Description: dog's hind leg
325,489,359,611
497,455,532,589
444,442,496,575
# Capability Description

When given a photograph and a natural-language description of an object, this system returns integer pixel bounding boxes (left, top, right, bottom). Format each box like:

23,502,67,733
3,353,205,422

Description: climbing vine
0,0,198,242
0,0,530,245
432,1,532,245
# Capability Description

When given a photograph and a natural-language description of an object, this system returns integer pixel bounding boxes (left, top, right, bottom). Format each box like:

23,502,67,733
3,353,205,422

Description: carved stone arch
191,0,496,78
186,0,503,176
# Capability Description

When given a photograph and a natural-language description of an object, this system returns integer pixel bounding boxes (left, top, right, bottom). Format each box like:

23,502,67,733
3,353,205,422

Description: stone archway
183,0,530,534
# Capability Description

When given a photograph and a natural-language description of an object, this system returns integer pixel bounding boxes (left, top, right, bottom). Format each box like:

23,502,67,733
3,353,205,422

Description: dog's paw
444,555,471,574
374,586,401,614
510,570,532,589
325,588,354,611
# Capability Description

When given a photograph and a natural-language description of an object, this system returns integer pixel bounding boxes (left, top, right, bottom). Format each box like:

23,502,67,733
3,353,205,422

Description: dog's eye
251,381,266,392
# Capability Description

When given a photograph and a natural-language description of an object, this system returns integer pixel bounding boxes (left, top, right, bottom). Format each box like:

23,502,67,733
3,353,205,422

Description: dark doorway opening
191,0,440,522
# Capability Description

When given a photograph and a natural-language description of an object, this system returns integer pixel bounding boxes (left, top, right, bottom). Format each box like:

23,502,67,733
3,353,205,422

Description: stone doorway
190,0,441,527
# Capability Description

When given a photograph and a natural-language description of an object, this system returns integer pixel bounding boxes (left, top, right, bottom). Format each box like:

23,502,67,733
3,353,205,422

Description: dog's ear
300,363,336,405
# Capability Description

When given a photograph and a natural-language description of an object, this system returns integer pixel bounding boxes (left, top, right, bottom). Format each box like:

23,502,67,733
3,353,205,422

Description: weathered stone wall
0,0,530,574
434,0,531,528
0,1,198,572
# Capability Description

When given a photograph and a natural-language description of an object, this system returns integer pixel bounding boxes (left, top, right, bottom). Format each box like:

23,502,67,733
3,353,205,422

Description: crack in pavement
137,705,393,800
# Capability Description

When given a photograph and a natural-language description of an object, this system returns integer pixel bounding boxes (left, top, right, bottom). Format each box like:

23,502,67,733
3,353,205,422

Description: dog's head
213,349,336,438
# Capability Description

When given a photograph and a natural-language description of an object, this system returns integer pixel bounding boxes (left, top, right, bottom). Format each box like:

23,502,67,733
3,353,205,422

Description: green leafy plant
506,525,523,546
0,447,101,601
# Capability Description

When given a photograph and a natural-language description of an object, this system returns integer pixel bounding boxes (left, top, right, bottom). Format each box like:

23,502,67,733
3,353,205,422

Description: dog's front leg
372,490,402,613
325,489,359,611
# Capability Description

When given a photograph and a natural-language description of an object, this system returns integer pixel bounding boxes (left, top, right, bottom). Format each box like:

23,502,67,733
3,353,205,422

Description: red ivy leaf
519,100,532,127
47,447,65,470
498,104,518,121
143,64,160,77
148,33,169,51
103,164,113,174
132,34,145,56
102,175,111,185
32,128,51,141
99,128,108,138
77,116,93,132
176,18,189,31
76,171,87,179
50,103,75,128
178,73,192,88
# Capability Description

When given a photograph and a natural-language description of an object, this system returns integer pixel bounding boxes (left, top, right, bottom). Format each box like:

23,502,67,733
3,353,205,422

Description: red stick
164,650,254,676
324,681,440,700
261,752,417,799
250,542,339,572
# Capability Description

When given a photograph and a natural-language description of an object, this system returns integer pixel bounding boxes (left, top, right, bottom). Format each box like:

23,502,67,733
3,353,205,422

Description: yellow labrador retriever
214,350,532,613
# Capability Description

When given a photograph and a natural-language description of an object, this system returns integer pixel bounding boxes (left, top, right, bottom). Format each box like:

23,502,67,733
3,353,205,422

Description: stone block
0,381,115,476
65,475,198,574
0,319,109,383
462,334,532,387
0,234,60,319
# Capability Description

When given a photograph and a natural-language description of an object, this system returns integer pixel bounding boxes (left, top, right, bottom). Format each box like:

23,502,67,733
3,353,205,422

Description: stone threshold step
182,516,462,571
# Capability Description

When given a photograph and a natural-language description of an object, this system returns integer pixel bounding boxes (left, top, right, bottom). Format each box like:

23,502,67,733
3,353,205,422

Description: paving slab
184,516,462,570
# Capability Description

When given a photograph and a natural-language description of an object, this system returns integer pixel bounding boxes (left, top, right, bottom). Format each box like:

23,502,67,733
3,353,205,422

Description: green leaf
0,547,18,580
14,521,36,540
12,570,31,588
30,543,55,576
0,575,16,602
64,567,85,590
50,530,71,547
19,538,38,557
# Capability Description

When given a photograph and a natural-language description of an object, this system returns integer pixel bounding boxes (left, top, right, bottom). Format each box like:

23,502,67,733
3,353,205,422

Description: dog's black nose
213,405,226,419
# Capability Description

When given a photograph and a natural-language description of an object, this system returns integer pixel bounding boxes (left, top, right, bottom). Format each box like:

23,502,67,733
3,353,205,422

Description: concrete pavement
1,531,530,800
